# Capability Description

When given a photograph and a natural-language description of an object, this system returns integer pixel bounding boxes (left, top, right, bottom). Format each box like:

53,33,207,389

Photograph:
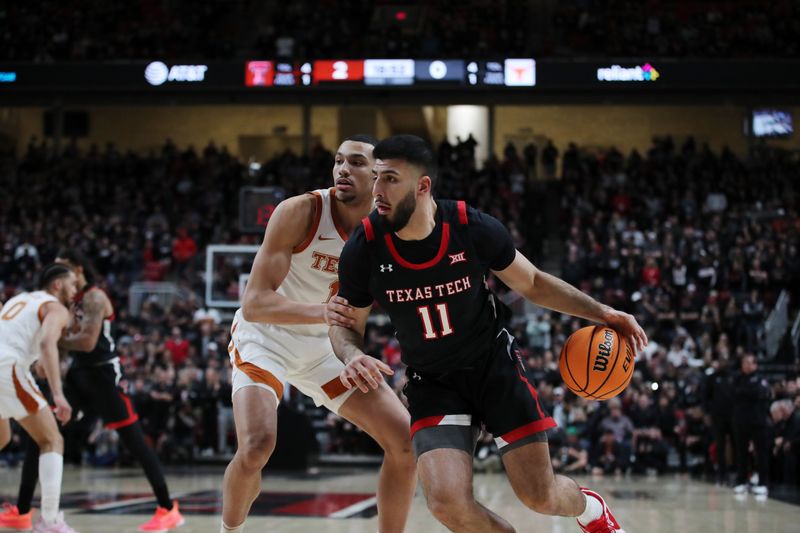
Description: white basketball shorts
228,313,355,414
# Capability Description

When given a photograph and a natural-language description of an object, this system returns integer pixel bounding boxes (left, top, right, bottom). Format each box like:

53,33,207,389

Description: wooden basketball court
1,465,797,532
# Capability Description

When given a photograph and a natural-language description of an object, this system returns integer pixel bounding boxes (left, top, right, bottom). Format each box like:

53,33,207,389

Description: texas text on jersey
338,200,516,373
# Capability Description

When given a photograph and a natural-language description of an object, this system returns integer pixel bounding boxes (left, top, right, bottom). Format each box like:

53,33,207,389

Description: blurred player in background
221,135,415,533
0,264,77,533
0,250,184,532
331,135,647,533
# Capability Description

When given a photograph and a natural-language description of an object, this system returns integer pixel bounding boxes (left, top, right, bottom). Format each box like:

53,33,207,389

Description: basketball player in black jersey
0,250,184,532
329,135,647,533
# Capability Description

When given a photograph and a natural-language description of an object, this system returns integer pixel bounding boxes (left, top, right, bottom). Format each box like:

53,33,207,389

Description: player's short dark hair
373,134,437,188
343,134,379,146
56,248,97,285
38,263,71,290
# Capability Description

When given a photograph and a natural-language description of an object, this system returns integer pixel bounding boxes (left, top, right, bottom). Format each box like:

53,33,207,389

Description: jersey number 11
417,304,454,340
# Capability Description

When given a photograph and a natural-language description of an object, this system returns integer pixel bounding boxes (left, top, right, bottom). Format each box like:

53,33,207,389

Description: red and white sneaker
577,488,626,533
137,501,185,532
0,503,33,531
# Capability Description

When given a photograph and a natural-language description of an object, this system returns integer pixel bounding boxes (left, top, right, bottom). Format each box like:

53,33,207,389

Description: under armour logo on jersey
449,251,467,265
380,264,393,272
411,372,422,381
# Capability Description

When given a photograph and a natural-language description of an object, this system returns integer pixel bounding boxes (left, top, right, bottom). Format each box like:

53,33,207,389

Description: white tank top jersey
240,187,351,339
0,291,59,367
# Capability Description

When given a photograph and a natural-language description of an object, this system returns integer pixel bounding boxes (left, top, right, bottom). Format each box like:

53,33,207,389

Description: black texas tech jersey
70,285,117,367
337,200,516,373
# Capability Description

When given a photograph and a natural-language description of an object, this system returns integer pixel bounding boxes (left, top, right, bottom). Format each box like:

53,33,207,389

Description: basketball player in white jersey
221,135,416,533
0,264,78,533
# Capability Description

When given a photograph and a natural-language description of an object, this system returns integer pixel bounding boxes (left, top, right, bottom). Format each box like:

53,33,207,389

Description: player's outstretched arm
329,304,370,362
241,195,328,325
494,251,648,354
330,305,394,393
58,288,109,352
39,302,73,423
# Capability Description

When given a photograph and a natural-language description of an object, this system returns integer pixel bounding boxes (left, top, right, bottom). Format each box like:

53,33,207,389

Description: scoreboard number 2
332,61,349,80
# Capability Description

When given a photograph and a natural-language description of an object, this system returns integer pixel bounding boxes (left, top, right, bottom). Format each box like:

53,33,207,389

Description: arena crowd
3,0,798,62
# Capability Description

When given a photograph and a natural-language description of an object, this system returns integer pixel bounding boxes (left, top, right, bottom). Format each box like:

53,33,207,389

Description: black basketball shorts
404,329,556,458
66,359,139,430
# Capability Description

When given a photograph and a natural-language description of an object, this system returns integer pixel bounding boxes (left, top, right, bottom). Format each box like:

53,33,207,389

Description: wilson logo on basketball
592,330,614,372
560,325,634,400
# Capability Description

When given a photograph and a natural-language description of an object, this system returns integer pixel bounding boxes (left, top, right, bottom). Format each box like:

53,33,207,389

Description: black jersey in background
70,285,116,367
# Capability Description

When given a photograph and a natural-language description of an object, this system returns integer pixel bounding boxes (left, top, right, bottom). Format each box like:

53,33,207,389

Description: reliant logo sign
597,63,660,82
145,61,208,86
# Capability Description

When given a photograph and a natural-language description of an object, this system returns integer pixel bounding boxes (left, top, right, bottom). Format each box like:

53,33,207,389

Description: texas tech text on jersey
384,275,472,303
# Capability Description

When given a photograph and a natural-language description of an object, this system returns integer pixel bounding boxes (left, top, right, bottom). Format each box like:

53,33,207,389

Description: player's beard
381,189,416,232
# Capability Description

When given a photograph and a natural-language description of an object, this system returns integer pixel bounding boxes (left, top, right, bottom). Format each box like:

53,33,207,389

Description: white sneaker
751,485,768,497
33,512,78,533
733,484,748,494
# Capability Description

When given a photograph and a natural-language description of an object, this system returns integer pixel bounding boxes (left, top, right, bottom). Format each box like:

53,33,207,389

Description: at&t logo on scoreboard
145,61,208,86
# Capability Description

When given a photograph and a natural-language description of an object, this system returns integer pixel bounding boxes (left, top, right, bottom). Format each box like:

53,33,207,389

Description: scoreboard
245,58,533,87
2,59,799,93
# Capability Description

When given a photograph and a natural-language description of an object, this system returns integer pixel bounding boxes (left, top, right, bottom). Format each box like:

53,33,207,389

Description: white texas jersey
240,187,350,339
0,291,59,368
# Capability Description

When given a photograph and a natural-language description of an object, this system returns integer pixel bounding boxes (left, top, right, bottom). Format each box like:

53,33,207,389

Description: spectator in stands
542,140,559,179
592,428,629,476
704,355,736,484
683,403,710,476
194,366,218,454
733,354,771,495
168,400,198,463
552,427,589,474
85,420,120,467
172,228,197,274
216,367,235,455
742,290,766,353
165,326,190,367
597,398,633,472
771,400,800,485
149,367,176,451
630,392,668,474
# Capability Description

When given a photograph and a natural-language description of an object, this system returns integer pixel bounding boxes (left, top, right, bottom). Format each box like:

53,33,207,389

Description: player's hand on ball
603,308,648,355
325,296,355,328
52,393,72,424
340,354,394,393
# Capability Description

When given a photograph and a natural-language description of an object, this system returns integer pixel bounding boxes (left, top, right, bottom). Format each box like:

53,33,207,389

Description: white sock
39,452,63,524
577,492,603,524
221,521,245,533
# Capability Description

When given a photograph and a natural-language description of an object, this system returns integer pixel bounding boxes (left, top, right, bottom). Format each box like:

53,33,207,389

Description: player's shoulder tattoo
82,288,109,318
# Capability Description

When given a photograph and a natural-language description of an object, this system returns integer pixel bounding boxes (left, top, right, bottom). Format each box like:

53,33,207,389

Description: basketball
559,325,634,400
